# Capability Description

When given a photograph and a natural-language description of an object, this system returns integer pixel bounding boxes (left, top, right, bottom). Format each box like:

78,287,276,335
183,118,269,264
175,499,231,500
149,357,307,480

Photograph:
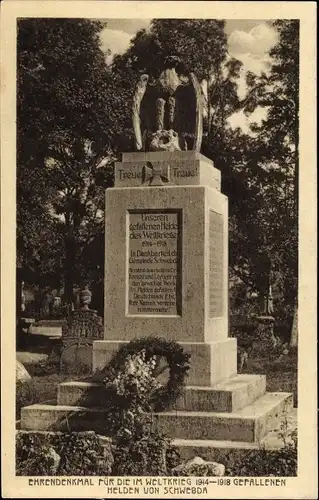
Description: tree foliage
17,19,116,299
228,20,299,319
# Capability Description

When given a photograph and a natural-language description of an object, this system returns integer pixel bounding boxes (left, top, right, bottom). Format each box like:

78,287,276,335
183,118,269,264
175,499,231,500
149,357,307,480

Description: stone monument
20,56,293,458
60,286,103,373
94,150,234,385
93,56,233,384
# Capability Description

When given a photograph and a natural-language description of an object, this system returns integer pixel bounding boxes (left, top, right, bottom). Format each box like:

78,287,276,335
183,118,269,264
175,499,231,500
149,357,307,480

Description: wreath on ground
95,336,191,412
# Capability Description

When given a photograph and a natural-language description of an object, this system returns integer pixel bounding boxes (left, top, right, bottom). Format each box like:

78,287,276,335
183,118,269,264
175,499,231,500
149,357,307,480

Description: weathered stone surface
36,319,66,326
155,393,293,442
17,352,48,365
208,210,224,317
114,151,220,190
57,381,106,407
57,374,266,412
122,150,213,164
172,456,225,476
172,408,297,461
20,404,110,434
60,309,104,372
16,361,31,382
104,185,228,343
20,392,292,442
29,326,62,336
149,129,182,152
175,374,266,412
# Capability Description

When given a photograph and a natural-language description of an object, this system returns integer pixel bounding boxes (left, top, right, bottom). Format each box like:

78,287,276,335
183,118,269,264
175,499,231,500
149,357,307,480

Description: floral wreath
101,336,191,412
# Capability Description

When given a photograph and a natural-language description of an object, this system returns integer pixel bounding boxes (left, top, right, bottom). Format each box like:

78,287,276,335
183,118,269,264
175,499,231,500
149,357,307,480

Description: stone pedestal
96,151,233,385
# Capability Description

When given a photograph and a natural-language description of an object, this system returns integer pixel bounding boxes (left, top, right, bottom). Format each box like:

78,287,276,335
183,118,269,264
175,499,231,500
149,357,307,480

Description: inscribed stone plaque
127,210,182,315
115,161,200,187
209,210,224,317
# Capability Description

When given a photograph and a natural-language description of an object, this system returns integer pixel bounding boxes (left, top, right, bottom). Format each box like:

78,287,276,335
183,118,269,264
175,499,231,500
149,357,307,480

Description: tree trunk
294,107,299,216
64,233,77,307
16,267,23,349
206,74,211,138
290,305,298,347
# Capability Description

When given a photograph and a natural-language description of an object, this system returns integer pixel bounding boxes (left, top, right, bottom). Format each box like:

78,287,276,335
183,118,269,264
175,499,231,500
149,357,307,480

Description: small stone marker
171,456,225,476
61,289,103,373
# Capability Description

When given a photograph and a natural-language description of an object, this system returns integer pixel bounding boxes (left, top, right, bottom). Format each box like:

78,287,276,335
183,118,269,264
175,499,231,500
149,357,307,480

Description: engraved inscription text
128,210,181,315
209,210,224,317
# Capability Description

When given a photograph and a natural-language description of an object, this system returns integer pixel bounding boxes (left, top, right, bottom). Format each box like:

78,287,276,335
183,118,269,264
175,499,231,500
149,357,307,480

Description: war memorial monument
20,56,293,459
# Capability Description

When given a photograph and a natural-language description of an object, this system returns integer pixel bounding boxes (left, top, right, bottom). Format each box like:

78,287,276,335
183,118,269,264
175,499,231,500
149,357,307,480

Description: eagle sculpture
132,56,203,152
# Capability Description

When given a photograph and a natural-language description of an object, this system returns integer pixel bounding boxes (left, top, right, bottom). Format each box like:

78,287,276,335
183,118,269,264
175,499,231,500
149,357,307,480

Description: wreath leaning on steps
101,336,191,412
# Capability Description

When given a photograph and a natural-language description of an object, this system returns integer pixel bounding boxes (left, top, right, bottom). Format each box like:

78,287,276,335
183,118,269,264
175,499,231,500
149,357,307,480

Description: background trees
232,20,299,322
17,19,116,303
111,20,242,155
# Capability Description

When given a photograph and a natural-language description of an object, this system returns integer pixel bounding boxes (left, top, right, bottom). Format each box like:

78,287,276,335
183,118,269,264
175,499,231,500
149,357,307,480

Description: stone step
57,374,266,412
17,408,297,464
173,408,297,462
20,404,110,435
21,392,292,442
156,392,293,442
29,325,62,336
174,374,266,412
35,320,66,326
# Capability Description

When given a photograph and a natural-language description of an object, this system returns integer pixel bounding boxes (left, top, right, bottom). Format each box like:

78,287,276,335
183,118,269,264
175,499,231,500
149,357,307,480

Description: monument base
92,338,237,386
20,339,293,454
20,378,293,455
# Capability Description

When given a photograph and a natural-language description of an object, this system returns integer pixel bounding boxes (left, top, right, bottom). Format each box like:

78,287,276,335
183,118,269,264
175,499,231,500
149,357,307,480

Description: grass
242,346,297,407
16,333,92,419
16,370,91,419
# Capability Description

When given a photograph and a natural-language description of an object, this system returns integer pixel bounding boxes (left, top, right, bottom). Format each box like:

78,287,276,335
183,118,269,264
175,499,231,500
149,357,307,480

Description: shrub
16,431,113,476
225,443,297,476
225,409,297,476
53,431,113,475
111,411,181,476
16,432,57,475
112,416,167,475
